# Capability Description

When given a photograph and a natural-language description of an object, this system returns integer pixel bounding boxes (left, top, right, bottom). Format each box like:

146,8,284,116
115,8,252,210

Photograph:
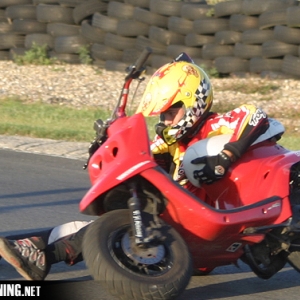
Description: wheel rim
110,226,173,276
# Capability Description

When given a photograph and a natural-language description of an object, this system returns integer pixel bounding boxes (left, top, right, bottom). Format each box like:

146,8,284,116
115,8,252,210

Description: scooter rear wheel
82,209,193,300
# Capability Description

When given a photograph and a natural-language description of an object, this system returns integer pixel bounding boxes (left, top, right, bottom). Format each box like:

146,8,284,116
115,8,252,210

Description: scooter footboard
140,167,286,240
141,167,289,268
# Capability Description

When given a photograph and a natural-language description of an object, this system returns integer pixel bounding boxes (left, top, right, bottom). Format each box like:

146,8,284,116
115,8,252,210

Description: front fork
127,182,161,246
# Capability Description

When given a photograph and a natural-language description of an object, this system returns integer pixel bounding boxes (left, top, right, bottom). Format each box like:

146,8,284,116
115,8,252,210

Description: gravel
0,61,299,130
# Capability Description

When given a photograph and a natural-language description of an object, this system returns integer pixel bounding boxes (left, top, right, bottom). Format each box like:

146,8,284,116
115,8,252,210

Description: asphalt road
0,149,300,300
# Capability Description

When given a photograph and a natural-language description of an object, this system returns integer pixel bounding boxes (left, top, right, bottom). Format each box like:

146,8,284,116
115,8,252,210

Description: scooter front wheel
82,209,193,300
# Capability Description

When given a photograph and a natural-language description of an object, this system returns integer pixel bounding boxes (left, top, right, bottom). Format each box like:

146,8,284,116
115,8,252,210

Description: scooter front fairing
80,113,157,215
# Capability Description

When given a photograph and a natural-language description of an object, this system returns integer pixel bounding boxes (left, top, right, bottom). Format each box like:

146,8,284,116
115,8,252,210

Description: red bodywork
80,113,299,270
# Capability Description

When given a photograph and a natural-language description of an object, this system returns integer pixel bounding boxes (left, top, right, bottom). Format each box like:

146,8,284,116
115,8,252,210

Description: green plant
14,43,56,65
78,45,92,65
200,65,220,78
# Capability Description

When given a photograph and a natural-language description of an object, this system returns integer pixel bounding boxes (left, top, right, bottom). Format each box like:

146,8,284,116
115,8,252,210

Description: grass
0,97,158,142
0,97,299,150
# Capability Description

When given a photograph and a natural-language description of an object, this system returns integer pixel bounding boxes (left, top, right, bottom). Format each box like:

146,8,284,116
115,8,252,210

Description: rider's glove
191,151,232,184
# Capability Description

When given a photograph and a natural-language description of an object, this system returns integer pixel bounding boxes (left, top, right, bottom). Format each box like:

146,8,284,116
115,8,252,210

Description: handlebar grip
134,47,152,71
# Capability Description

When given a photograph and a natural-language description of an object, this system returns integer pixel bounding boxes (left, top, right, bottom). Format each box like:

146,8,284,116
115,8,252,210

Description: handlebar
112,47,152,119
125,47,153,81
83,47,153,170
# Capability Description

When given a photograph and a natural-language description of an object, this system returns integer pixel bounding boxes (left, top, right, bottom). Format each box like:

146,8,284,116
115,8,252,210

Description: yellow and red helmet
136,57,213,145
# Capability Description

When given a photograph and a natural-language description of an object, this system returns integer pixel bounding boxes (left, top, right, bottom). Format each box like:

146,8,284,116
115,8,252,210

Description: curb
0,135,89,161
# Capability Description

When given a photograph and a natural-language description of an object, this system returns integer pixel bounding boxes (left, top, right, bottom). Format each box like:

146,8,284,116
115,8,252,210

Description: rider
136,52,270,204
0,53,270,281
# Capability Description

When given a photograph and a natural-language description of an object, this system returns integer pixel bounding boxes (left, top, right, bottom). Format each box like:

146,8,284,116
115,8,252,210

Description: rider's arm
191,104,269,184
222,104,269,159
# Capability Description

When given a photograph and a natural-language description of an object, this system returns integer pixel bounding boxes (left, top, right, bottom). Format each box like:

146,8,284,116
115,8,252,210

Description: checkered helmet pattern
169,77,212,141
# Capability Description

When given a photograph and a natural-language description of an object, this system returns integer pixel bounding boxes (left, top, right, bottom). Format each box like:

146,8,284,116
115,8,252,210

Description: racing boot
0,236,49,280
45,225,88,266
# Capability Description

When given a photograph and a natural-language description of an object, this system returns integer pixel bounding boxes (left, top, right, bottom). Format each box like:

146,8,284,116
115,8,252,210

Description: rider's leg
0,220,92,280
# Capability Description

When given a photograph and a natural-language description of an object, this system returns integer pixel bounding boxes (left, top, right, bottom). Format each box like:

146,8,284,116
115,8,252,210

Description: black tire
5,4,37,20
0,0,31,7
286,6,300,27
107,1,135,20
54,35,89,54
274,25,300,45
167,16,193,36
33,0,59,3
104,59,128,72
90,43,123,61
282,54,300,77
122,48,151,65
215,56,249,74
9,47,26,61
193,17,230,34
258,9,287,30
241,0,289,16
185,32,215,47
92,58,105,68
104,32,136,50
72,0,108,25
233,42,262,59
150,54,172,68
116,19,149,37
58,0,85,7
12,19,47,34
0,50,9,60
47,23,80,37
214,30,242,45
24,33,54,49
80,20,105,44
135,35,166,55
180,3,212,21
92,12,118,33
49,50,81,64
167,44,202,59
148,25,184,46
249,57,282,73
229,14,259,32
262,40,298,58
149,0,183,17
36,4,75,24
241,28,274,44
0,33,25,50
202,44,233,60
214,0,243,18
193,57,214,71
124,0,150,9
122,48,146,64
0,22,13,34
243,245,288,280
82,209,193,300
133,7,168,28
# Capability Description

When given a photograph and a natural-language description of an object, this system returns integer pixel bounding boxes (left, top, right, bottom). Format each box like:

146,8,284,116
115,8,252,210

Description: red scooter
80,48,300,300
